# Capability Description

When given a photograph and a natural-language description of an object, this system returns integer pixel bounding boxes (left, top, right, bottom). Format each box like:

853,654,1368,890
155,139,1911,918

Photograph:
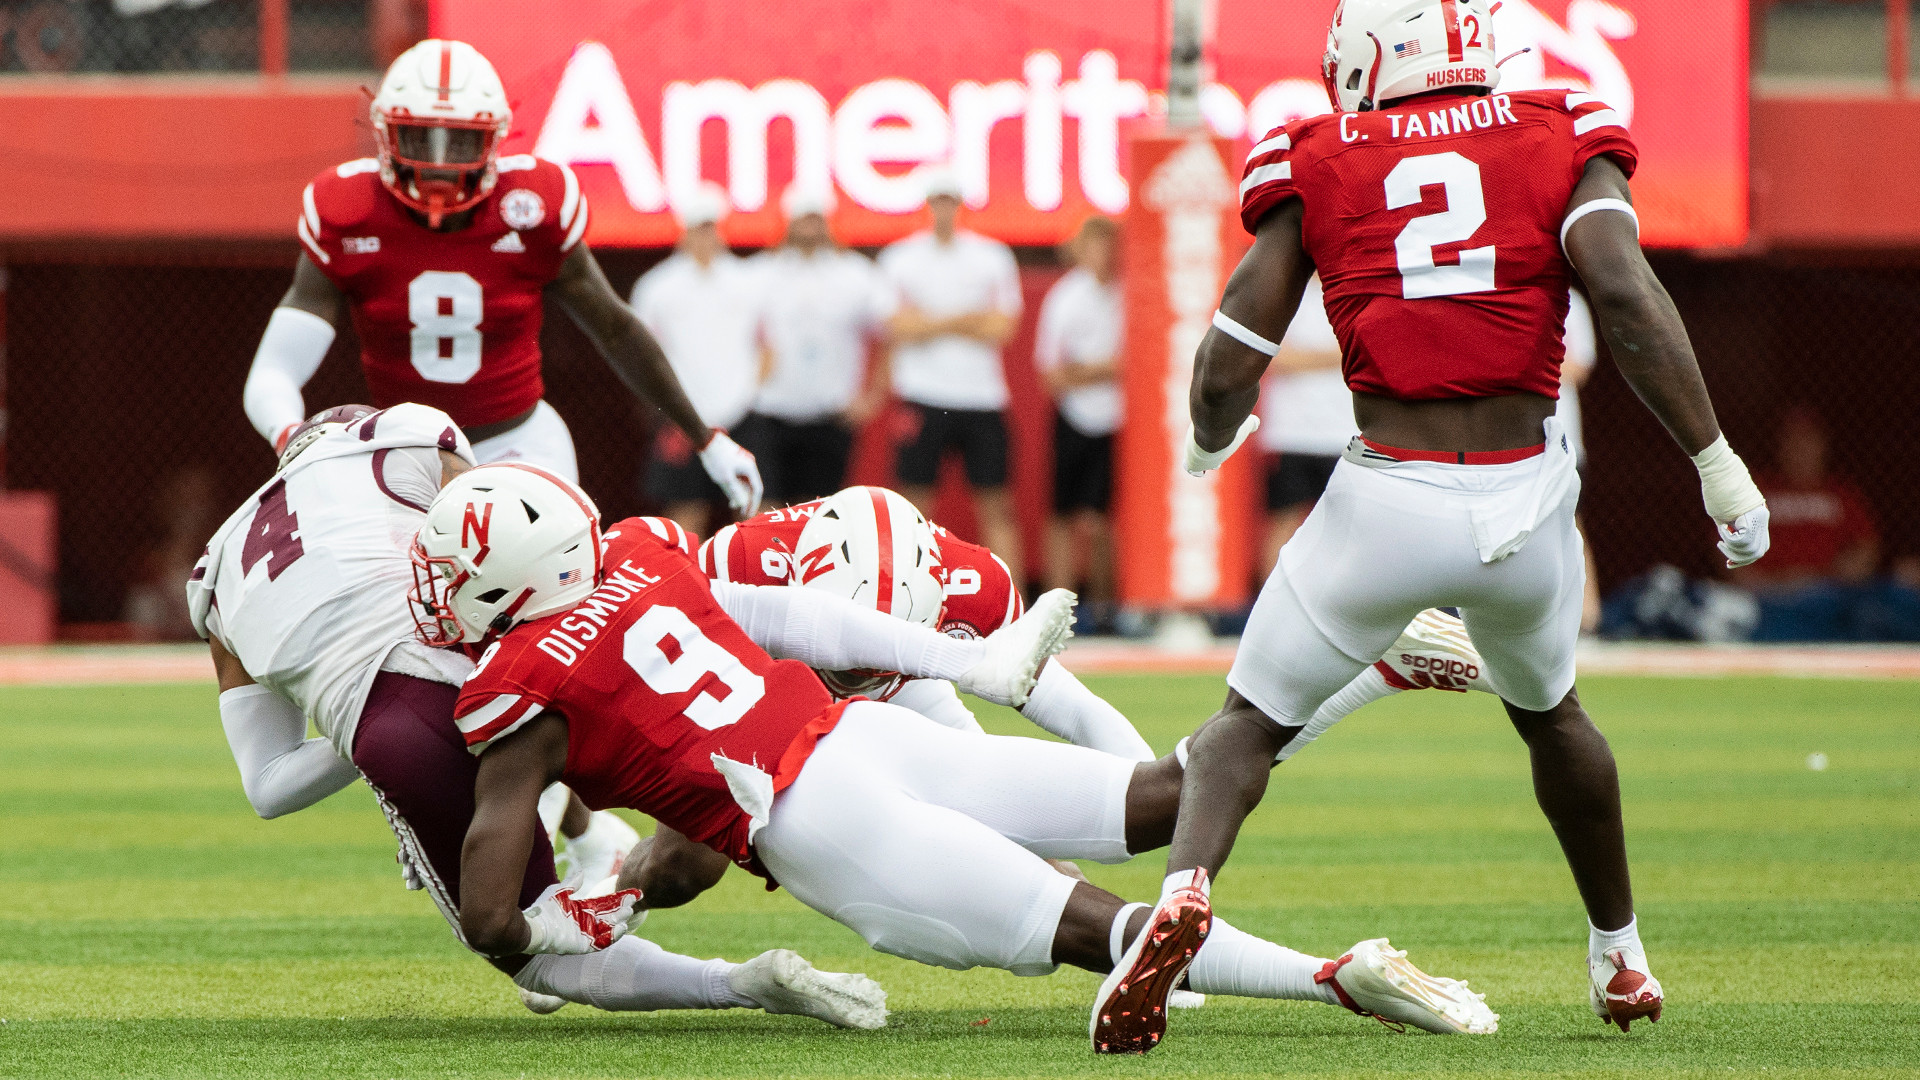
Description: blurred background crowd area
0,0,1916,645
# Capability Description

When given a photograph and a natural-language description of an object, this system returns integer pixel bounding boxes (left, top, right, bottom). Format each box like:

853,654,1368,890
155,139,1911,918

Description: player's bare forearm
459,716,566,956
617,823,729,907
1563,158,1720,455
550,245,713,446
276,254,345,325
1191,201,1313,452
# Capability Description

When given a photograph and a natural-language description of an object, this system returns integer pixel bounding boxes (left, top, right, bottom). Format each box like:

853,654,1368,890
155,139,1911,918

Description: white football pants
470,400,578,483
1231,447,1584,724
754,701,1136,976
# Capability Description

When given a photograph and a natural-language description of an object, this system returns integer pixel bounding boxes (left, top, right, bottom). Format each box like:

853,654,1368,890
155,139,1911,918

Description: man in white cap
737,187,888,507
875,167,1027,583
632,183,767,536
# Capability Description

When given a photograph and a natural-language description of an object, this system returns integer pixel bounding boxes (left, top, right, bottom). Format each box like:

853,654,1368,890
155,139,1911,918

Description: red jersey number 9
408,271,484,384
623,605,767,731
1386,152,1496,300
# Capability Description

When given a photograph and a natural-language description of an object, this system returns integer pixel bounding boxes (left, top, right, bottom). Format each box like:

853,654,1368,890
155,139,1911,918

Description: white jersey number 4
408,271,484,384
1386,152,1496,299
623,605,767,731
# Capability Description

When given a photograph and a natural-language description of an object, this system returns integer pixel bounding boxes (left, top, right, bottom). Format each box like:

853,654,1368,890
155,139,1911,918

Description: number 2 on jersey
1385,151,1496,299
408,271,484,384
624,606,767,730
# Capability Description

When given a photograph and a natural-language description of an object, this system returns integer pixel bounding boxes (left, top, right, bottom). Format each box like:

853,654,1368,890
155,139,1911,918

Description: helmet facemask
375,113,503,227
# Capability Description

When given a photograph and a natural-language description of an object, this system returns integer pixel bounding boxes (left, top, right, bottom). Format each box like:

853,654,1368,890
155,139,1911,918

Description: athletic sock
1276,665,1400,763
515,935,753,1011
1159,869,1211,903
1108,902,1150,966
1590,916,1645,963
1184,916,1340,1004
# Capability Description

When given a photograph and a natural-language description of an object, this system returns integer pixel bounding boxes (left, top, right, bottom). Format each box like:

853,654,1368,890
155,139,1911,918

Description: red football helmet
370,39,512,227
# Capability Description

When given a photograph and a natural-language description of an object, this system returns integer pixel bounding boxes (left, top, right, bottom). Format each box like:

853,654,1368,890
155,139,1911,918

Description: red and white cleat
1089,870,1213,1054
1373,609,1496,694
1316,938,1499,1034
1590,948,1663,1032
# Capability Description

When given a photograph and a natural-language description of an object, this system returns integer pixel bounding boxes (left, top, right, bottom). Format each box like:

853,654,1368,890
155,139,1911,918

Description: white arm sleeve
710,581,982,682
1019,662,1156,761
243,307,336,443
886,678,985,734
220,684,361,819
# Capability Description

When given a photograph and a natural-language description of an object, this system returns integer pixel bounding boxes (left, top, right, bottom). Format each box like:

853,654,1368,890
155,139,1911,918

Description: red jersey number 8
1386,152,1496,300
623,605,767,731
408,271,484,384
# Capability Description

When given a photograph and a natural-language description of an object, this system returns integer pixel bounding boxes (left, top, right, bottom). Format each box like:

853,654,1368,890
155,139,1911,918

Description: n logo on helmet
462,502,493,548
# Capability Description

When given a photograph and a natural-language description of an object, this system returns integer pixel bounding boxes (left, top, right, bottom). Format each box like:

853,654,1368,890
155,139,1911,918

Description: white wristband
1211,310,1280,357
1690,435,1766,523
1560,198,1639,253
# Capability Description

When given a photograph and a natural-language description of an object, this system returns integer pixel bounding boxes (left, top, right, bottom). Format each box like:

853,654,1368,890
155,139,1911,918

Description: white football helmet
791,486,944,699
371,39,512,226
410,464,601,646
1323,0,1500,113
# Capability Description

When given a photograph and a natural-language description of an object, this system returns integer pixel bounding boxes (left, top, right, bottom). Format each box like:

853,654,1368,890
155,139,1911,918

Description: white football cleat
1373,609,1496,694
518,987,568,1015
1090,869,1212,1054
958,588,1076,708
1167,989,1207,1009
1315,939,1498,1035
557,811,640,891
1590,947,1664,1032
729,948,888,1030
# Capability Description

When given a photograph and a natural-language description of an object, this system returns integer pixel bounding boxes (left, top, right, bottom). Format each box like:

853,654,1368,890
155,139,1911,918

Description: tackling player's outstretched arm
1187,200,1315,470
243,255,345,450
549,244,764,516
1564,157,1769,566
461,711,643,958
460,713,565,955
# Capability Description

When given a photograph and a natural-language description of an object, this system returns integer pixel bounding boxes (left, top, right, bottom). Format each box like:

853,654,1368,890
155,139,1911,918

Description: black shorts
734,413,854,506
1265,452,1341,513
1052,413,1113,514
895,403,1008,488
644,425,725,506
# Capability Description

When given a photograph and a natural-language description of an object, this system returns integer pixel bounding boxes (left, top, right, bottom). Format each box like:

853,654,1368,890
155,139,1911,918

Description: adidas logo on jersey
491,232,527,254
343,236,380,254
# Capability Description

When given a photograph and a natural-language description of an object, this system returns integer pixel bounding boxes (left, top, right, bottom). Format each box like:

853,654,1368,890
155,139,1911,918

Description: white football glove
698,429,764,518
1717,506,1771,569
1184,415,1260,477
519,883,642,955
1691,435,1770,569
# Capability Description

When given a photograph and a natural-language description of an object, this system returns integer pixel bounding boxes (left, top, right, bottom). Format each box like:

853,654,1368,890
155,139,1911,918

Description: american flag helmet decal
1393,39,1422,57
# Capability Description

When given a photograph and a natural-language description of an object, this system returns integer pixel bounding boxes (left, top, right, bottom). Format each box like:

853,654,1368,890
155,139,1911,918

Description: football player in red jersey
699,485,1156,761
414,466,1496,1046
1108,0,1776,1049
241,39,761,509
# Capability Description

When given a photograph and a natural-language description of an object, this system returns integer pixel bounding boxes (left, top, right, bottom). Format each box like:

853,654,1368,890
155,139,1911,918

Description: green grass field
2,674,1917,1078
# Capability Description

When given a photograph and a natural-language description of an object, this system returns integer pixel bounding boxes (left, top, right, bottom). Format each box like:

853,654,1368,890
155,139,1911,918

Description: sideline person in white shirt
738,187,887,507
1255,275,1356,580
875,168,1026,583
632,184,764,536
1034,216,1123,631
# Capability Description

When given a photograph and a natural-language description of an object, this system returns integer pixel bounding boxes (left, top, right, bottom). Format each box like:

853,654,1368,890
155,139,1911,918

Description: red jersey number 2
409,271,485,384
1386,152,1496,300
623,606,767,731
